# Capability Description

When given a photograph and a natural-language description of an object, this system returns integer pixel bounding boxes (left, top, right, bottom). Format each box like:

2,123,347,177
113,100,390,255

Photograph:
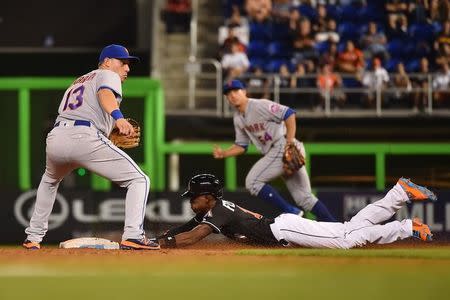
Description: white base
59,237,119,250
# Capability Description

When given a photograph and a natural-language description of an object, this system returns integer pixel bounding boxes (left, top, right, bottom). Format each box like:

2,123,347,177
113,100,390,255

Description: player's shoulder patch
269,103,281,113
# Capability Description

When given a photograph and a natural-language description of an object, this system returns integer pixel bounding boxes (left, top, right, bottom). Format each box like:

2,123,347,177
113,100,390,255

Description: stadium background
1,1,450,299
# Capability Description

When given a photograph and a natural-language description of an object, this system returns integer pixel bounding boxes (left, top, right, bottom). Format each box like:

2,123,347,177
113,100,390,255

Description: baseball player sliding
23,44,159,250
213,80,336,221
158,174,435,249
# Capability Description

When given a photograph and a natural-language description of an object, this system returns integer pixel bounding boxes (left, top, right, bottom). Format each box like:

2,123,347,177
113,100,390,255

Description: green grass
1,248,450,300
238,248,450,259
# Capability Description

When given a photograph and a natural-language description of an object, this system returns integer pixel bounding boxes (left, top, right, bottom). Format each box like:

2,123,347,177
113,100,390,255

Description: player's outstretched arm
284,113,296,144
213,144,246,159
157,217,201,239
159,224,213,248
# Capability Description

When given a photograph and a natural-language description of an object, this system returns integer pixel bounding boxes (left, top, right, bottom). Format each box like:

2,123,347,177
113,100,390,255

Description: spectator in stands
315,19,340,43
246,66,270,99
274,64,295,105
337,40,364,74
290,63,316,108
288,6,302,36
313,3,330,33
319,41,339,68
360,22,389,60
408,0,429,24
316,63,346,110
161,0,192,34
386,13,408,40
292,18,317,64
435,21,450,65
412,57,431,111
272,0,292,22
361,58,390,107
392,62,413,108
220,24,247,57
221,41,250,81
429,0,450,24
245,0,272,22
226,5,249,28
386,0,409,22
432,62,450,107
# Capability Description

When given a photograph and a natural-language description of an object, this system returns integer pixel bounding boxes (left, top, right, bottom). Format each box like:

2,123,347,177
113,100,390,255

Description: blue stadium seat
405,59,420,72
249,57,265,69
387,39,404,58
267,41,291,58
247,40,268,57
341,5,358,22
271,22,291,41
314,41,329,55
385,58,401,72
338,22,360,41
409,23,435,43
249,21,272,41
342,77,362,88
326,5,342,21
264,59,288,73
298,4,318,21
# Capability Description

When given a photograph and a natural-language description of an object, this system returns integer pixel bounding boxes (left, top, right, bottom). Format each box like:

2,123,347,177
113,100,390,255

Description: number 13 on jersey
63,85,85,111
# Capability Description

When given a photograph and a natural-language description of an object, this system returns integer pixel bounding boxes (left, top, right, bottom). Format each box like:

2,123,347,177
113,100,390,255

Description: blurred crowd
218,0,450,110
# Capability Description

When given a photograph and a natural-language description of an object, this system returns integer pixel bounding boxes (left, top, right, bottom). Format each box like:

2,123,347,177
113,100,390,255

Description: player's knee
245,176,263,196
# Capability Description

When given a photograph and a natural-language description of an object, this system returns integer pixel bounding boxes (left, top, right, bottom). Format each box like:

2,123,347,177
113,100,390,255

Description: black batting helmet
181,174,223,200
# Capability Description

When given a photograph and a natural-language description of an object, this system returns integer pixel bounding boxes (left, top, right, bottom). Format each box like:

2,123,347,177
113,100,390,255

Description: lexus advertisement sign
2,188,449,244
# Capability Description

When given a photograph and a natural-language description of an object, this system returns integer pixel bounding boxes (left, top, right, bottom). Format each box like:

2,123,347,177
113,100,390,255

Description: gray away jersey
56,69,122,135
234,98,290,154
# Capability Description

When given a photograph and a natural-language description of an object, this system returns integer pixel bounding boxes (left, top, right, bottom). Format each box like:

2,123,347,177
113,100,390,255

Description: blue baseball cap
223,80,245,95
99,44,140,63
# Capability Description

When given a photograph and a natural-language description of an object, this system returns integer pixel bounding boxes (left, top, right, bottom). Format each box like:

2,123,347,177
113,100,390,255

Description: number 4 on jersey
257,132,273,145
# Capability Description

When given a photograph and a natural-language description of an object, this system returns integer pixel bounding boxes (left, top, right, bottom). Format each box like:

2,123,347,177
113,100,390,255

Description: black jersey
199,199,279,245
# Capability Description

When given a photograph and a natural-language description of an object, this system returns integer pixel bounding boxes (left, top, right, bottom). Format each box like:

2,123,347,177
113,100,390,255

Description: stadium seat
386,58,401,72
271,22,291,42
267,41,291,58
249,57,265,70
341,5,360,23
409,23,435,43
314,41,329,55
264,59,288,73
342,76,362,88
405,59,420,72
247,40,268,57
298,4,318,21
249,21,272,41
338,22,360,41
387,39,404,58
326,4,342,21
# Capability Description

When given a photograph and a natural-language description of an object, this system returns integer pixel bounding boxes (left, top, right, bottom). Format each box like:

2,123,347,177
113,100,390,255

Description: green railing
0,77,161,191
2,78,450,192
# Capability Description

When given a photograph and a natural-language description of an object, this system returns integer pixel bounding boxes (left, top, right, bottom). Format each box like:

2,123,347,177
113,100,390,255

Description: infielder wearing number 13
158,174,435,249
22,44,159,250
213,80,336,221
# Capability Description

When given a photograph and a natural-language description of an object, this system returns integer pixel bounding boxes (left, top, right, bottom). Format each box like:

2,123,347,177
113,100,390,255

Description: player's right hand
213,144,225,159
115,118,135,136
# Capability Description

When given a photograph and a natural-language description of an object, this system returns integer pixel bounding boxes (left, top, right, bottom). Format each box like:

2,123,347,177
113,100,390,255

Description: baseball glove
282,142,305,176
109,118,141,149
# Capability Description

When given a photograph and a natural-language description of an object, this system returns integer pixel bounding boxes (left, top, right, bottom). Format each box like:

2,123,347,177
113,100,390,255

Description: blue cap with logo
99,44,140,63
223,79,245,95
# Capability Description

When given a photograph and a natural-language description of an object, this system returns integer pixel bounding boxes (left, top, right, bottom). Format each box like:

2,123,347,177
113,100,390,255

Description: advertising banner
2,188,449,244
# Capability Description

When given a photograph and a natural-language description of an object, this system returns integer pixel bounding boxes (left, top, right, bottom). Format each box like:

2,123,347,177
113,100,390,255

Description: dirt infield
1,240,450,300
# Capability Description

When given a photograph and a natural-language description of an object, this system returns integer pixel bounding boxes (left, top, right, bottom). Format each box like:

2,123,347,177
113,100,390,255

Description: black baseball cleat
120,237,160,250
23,239,40,250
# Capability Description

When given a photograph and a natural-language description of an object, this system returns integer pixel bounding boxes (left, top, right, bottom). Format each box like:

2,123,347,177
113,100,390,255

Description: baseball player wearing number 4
22,44,159,250
158,174,435,249
213,80,336,222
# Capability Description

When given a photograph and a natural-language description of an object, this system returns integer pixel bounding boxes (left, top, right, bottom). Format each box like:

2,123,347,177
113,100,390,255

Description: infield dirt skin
1,241,450,300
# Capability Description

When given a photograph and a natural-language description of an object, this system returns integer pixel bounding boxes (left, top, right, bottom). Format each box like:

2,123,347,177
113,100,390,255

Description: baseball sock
258,184,301,214
311,200,337,222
